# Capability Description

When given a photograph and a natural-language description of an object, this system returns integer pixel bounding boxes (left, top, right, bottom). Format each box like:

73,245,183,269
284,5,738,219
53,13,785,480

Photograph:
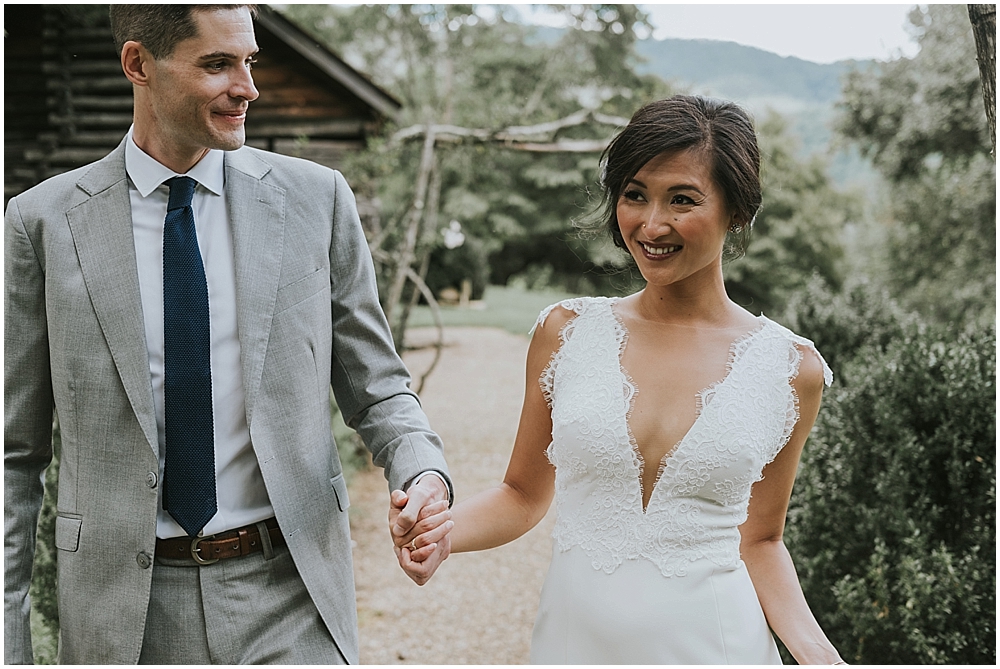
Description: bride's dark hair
599,95,761,260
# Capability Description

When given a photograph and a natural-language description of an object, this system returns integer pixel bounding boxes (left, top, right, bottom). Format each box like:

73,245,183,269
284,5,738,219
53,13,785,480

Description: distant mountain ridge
634,37,862,107
526,26,876,183
630,36,879,186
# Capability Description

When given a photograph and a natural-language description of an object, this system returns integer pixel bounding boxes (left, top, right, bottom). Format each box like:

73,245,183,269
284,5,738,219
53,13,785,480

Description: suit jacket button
136,552,152,569
146,471,158,488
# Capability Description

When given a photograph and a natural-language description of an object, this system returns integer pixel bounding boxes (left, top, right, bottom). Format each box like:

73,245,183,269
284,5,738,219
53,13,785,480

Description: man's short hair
110,4,258,59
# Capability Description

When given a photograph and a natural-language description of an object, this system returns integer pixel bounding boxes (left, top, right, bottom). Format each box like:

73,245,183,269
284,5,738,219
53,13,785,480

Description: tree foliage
283,4,668,308
28,423,60,664
781,278,996,664
283,4,855,322
724,115,854,316
838,5,995,325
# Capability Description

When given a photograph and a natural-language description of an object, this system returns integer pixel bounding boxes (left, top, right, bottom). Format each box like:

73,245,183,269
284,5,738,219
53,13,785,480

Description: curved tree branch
370,248,445,394
389,108,628,152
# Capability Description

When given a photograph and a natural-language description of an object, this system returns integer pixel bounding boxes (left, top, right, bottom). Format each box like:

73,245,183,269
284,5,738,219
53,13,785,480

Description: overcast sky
519,3,920,64
643,4,919,64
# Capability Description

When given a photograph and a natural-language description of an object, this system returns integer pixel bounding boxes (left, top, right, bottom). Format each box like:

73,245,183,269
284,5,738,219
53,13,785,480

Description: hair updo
599,95,761,260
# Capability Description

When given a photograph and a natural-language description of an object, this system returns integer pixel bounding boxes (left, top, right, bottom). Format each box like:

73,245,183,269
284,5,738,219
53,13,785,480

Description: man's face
144,7,259,162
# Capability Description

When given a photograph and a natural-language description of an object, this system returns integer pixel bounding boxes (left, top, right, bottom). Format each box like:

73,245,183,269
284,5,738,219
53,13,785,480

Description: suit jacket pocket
330,473,350,512
55,515,83,552
274,267,327,314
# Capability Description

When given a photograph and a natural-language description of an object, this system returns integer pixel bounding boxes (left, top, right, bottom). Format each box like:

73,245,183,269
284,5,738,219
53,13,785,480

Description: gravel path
348,327,555,665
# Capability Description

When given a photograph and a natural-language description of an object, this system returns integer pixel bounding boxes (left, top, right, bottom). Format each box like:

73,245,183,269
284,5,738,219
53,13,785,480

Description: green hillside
633,37,877,186
635,37,859,107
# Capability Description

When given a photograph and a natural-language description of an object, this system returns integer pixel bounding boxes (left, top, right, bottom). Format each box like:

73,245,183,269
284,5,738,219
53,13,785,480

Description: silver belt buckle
190,535,219,565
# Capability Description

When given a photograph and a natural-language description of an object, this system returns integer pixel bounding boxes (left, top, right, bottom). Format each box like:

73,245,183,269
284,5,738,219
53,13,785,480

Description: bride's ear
728,212,744,234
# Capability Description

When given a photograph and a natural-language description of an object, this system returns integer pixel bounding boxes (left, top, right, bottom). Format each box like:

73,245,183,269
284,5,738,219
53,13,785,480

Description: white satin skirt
530,546,782,664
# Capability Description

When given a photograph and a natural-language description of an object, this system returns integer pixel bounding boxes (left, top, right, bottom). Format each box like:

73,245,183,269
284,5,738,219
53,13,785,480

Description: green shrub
781,273,914,378
784,309,996,664
29,421,60,664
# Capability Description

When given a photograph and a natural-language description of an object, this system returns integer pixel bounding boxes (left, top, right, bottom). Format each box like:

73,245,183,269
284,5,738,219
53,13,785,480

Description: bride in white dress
392,95,845,664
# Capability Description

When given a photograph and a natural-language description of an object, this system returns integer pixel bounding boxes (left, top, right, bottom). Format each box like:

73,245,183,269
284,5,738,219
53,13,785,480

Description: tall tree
282,4,669,335
838,5,995,325
967,4,996,155
285,5,853,326
724,113,853,316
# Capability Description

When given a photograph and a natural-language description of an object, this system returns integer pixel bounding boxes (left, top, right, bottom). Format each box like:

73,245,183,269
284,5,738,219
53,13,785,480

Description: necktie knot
166,176,197,211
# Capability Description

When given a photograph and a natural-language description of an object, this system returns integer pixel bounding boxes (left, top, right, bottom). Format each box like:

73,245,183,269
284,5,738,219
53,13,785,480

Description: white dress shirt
125,129,273,538
126,130,447,539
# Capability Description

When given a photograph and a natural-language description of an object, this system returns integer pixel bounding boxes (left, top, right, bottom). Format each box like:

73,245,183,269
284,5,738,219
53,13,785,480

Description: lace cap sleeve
530,297,596,407
529,303,559,337
791,335,834,387
528,297,592,336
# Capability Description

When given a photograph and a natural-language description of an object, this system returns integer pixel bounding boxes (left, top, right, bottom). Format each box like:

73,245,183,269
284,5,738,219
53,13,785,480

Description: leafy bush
29,422,60,664
781,274,913,377
425,234,491,301
782,283,996,664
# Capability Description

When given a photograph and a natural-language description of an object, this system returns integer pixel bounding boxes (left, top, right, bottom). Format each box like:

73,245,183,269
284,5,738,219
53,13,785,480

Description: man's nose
232,64,259,102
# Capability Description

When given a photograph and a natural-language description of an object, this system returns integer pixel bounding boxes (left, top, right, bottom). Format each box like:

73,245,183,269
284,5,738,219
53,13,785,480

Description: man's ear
121,40,153,87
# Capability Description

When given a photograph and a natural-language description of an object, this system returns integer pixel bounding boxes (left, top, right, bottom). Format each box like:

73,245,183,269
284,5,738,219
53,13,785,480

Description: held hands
389,475,453,585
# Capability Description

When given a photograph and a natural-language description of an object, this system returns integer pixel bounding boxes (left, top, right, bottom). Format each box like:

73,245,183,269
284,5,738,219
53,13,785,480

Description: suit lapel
225,148,285,424
67,142,159,454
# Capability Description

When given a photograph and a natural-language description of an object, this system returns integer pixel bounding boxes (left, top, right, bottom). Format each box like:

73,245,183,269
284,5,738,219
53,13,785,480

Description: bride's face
616,149,734,289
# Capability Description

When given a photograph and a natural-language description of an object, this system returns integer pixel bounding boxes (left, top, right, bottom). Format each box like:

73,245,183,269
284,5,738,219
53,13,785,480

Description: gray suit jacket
4,139,451,664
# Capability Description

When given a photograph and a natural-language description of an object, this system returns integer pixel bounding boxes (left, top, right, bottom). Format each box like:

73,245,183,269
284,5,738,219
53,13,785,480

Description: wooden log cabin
4,4,401,204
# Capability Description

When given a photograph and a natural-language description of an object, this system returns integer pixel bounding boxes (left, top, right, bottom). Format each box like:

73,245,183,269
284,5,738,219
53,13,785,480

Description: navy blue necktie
162,176,217,537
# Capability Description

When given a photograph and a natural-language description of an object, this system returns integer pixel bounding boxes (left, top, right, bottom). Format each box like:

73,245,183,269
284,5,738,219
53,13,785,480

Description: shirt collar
124,126,225,198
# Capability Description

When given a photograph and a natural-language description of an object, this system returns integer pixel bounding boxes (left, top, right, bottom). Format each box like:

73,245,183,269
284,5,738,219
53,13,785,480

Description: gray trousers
139,544,346,664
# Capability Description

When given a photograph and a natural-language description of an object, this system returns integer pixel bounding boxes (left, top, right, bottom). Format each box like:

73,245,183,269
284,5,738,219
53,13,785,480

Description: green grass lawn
405,284,583,336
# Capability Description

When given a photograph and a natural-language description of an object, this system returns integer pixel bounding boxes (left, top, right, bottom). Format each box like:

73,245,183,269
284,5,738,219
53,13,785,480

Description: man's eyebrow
197,49,259,61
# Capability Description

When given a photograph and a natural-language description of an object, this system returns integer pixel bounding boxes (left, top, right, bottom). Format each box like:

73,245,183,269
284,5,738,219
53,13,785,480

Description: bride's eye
671,194,695,205
622,189,646,202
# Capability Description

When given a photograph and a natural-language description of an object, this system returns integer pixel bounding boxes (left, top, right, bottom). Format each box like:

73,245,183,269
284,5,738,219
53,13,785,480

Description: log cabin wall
5,5,127,202
4,5,400,205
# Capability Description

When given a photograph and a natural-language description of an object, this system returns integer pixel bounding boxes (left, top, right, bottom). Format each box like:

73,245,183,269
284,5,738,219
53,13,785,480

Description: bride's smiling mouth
639,242,682,258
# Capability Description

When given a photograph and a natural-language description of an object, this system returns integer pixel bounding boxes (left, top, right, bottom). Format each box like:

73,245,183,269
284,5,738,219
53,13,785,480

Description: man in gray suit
4,5,453,664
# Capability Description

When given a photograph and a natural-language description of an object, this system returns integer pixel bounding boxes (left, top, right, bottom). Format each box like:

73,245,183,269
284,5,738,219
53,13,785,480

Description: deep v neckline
608,300,769,513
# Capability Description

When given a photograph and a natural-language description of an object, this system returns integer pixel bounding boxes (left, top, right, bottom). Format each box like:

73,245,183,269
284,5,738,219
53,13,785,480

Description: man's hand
388,474,453,585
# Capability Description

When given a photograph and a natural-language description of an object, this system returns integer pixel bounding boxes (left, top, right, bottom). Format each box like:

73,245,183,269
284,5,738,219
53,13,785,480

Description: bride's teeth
642,243,679,255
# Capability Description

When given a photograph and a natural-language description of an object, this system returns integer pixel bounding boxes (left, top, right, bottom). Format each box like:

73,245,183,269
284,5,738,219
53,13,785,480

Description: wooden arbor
4,5,400,203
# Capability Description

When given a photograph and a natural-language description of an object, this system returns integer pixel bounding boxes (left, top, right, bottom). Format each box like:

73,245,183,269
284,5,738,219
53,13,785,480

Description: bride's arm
446,308,571,553
740,346,845,665
390,307,570,556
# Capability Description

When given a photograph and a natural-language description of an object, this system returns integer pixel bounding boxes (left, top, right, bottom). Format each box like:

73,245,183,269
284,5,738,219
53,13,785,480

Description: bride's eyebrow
625,178,646,188
668,184,706,196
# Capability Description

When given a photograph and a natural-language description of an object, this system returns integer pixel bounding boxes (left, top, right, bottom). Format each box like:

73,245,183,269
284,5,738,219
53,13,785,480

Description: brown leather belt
155,517,284,565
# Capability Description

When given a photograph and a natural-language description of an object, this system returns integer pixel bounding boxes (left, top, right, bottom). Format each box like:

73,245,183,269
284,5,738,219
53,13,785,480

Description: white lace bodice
533,297,832,577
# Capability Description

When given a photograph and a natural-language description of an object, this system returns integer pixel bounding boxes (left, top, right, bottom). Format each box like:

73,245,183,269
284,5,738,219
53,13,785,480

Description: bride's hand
388,485,453,585
389,491,452,559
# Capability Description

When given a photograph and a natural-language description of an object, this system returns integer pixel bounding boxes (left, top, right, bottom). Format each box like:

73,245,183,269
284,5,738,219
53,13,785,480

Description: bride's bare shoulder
530,304,576,355
537,304,577,332
793,343,828,398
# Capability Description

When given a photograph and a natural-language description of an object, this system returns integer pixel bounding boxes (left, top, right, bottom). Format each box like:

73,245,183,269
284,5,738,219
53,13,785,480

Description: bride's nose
642,206,673,238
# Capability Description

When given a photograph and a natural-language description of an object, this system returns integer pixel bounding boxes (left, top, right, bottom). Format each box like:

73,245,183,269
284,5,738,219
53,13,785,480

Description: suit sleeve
4,197,55,665
326,171,453,502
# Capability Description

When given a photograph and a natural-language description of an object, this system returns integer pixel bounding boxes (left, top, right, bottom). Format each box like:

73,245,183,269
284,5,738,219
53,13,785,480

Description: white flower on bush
443,220,465,249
